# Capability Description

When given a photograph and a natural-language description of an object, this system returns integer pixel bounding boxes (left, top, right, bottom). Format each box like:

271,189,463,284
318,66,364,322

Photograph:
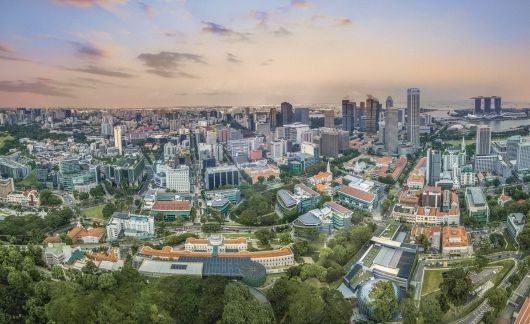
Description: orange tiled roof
338,185,374,202
43,236,62,244
315,183,328,192
140,246,293,259
411,226,440,239
313,171,332,181
324,201,351,215
87,250,119,262
152,200,191,211
399,191,420,205
67,226,105,241
442,226,469,248
407,174,424,184
375,156,393,165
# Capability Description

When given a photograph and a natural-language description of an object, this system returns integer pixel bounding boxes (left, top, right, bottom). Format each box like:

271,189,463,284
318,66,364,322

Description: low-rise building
324,201,353,229
106,212,155,241
507,213,526,242
441,226,472,257
0,177,14,197
67,224,105,243
151,200,191,221
4,189,40,207
465,187,489,223
44,243,82,266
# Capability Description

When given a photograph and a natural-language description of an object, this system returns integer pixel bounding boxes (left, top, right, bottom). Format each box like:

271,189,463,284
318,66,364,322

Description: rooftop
442,226,469,248
324,201,352,215
140,245,293,259
152,200,191,211
338,185,375,202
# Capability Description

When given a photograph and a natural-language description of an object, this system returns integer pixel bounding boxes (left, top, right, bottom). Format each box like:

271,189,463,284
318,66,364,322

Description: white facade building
106,212,155,241
165,165,191,193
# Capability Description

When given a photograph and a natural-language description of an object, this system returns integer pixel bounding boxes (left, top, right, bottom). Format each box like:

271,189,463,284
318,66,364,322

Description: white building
185,236,248,253
165,165,191,193
269,140,286,159
106,212,155,241
164,142,179,159
284,123,310,144
113,126,123,155
44,243,79,266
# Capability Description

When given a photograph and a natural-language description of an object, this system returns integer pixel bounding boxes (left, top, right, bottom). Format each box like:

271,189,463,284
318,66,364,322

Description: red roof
516,297,530,324
152,200,191,211
140,246,293,259
324,201,352,215
338,185,374,202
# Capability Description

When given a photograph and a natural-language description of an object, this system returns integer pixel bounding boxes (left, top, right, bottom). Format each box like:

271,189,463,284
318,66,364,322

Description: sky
1,0,530,108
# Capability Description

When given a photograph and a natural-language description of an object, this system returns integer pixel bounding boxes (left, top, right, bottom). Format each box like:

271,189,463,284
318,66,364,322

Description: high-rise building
426,148,441,186
507,136,522,161
284,123,310,144
356,101,365,130
101,115,113,136
341,100,355,133
493,96,502,115
472,97,483,115
294,107,309,125
483,97,492,114
460,136,467,166
516,142,530,171
475,125,491,156
324,110,335,129
269,107,277,128
365,96,378,134
280,102,293,126
205,166,241,190
166,165,191,193
385,96,393,109
384,108,399,155
113,126,123,155
407,88,421,146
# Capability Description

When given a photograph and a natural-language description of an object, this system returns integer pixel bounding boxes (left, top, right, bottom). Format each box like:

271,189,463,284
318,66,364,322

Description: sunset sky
1,0,530,108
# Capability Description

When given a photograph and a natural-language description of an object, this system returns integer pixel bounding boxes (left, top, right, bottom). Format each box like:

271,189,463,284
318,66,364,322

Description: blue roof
277,190,297,207
297,212,322,226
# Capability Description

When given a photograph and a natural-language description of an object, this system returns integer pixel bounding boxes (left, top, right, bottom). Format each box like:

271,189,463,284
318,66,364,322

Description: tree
486,288,508,316
300,264,327,282
102,203,116,219
440,268,473,306
368,280,398,322
267,278,289,318
287,284,324,324
292,240,310,257
82,260,98,275
40,190,62,206
267,175,275,182
474,254,489,271
421,295,443,324
401,298,417,324
78,192,89,200
222,282,274,324
98,273,117,290
255,229,276,246
51,265,65,280
416,234,430,252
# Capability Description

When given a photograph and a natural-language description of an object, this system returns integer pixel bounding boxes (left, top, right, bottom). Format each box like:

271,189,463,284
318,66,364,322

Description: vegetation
368,280,398,322
40,190,62,206
440,268,473,306
80,205,105,219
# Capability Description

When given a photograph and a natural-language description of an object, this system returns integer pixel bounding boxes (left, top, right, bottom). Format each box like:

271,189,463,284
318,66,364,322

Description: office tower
426,148,441,186
356,101,365,129
493,96,502,115
483,97,492,114
204,166,240,190
320,131,340,158
443,150,460,171
507,135,522,161
475,125,491,156
269,107,277,128
280,102,293,126
294,107,310,125
113,126,123,155
386,96,393,109
365,96,378,134
407,88,421,146
472,97,483,115
165,165,191,193
324,110,335,128
516,142,530,171
341,100,355,133
384,108,399,155
284,123,310,144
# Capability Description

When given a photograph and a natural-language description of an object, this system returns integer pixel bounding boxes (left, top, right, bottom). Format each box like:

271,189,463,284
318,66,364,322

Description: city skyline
2,1,530,108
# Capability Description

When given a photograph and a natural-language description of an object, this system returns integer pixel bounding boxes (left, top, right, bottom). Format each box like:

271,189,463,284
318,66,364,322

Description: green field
445,139,475,147
15,170,38,188
421,269,443,296
81,205,105,219
0,134,14,148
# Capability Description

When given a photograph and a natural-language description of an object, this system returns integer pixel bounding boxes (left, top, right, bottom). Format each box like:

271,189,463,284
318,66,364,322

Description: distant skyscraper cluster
471,96,502,115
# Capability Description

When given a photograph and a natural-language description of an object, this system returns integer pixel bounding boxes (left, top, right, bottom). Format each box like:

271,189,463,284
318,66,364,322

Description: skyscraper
507,135,522,161
385,96,393,109
280,102,293,126
475,125,491,156
472,96,483,115
113,126,123,155
294,107,310,125
426,148,441,186
406,88,420,146
516,142,530,171
483,97,492,114
384,108,399,155
324,110,335,129
365,96,378,134
341,100,355,133
493,96,502,115
269,107,277,128
101,115,113,136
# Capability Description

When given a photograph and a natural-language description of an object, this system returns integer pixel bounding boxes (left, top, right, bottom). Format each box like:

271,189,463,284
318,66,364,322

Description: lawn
220,232,256,239
503,230,517,251
380,223,400,239
489,259,515,286
0,134,14,148
444,139,475,147
15,170,39,188
81,205,105,219
421,269,443,296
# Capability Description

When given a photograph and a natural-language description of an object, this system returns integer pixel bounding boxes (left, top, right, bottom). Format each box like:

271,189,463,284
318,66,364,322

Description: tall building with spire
406,88,420,146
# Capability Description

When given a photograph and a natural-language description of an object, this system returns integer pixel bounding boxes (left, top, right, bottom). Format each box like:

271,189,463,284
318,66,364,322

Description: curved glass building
356,279,400,321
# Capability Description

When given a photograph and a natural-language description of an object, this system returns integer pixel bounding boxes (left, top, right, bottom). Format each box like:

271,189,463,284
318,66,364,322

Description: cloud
249,10,269,28
175,92,188,96
0,79,75,97
198,90,234,96
67,65,135,78
273,27,292,37
226,53,242,64
336,18,353,27
0,43,12,53
69,41,110,59
0,54,30,62
291,0,312,9
308,15,354,28
53,0,127,10
137,51,206,78
201,21,251,41
260,59,275,66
